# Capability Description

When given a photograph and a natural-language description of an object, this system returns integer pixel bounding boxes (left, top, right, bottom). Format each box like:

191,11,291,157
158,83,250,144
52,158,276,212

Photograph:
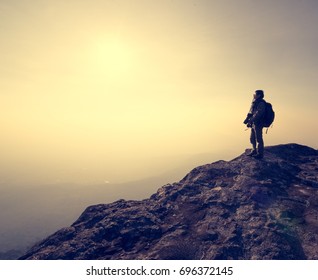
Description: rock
19,143,318,260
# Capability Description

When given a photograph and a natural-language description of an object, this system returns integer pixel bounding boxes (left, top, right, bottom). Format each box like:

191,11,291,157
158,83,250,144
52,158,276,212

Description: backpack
262,101,275,127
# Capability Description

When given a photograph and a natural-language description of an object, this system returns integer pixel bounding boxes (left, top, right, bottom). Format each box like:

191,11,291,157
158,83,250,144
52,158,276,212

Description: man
243,90,266,159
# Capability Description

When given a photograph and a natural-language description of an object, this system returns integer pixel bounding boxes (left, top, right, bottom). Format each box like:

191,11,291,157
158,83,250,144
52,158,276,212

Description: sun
90,37,139,81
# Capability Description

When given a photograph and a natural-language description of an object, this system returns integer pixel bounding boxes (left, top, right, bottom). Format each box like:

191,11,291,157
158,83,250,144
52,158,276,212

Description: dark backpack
262,101,275,127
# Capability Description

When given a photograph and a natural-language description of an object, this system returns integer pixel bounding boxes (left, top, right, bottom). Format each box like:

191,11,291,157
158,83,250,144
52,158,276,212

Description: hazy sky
1,0,317,185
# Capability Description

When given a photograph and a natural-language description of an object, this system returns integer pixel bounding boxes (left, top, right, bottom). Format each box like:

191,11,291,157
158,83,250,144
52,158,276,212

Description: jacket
246,98,266,126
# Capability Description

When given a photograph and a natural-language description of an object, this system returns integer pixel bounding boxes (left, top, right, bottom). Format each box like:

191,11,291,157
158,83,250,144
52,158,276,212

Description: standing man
243,90,266,159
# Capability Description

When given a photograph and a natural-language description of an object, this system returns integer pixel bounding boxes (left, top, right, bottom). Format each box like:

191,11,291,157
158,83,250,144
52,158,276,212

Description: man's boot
252,143,264,159
247,150,257,156
252,153,263,159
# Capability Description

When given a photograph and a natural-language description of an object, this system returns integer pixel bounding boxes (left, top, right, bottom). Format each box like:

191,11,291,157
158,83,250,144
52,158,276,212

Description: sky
1,0,318,186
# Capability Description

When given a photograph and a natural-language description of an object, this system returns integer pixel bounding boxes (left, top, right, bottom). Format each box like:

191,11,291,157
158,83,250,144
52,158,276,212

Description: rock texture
20,143,318,260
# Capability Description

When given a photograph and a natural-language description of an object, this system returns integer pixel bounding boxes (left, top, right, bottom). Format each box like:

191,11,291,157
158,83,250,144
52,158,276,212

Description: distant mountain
20,144,318,260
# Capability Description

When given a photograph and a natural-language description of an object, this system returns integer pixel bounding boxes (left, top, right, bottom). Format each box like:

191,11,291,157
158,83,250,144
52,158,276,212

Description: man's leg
255,125,264,157
248,127,257,156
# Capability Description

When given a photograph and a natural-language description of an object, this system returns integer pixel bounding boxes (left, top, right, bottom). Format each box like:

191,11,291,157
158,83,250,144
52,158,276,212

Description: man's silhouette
244,90,266,159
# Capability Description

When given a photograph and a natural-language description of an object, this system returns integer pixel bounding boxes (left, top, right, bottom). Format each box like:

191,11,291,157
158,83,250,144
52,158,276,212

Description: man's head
254,89,264,99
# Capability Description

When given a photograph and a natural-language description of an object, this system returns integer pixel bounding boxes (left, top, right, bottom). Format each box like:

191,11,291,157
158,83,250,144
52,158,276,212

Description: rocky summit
20,143,318,260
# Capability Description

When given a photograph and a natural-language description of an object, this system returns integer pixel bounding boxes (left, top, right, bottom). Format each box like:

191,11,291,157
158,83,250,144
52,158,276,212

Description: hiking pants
250,125,264,155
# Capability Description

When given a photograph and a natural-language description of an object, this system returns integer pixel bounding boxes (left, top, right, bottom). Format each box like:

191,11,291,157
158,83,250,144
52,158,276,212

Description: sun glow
89,37,140,82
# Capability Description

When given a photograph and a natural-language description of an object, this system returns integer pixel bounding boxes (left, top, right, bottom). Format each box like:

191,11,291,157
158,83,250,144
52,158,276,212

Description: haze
0,0,318,257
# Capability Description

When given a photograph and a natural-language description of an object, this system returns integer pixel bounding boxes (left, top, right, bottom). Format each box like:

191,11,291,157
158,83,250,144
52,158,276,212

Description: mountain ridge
20,143,318,260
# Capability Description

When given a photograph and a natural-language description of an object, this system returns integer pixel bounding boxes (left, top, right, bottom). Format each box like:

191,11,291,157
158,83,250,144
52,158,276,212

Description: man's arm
243,113,253,124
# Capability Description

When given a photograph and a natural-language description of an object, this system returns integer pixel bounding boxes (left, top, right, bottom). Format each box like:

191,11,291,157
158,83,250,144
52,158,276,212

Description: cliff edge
20,143,318,260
